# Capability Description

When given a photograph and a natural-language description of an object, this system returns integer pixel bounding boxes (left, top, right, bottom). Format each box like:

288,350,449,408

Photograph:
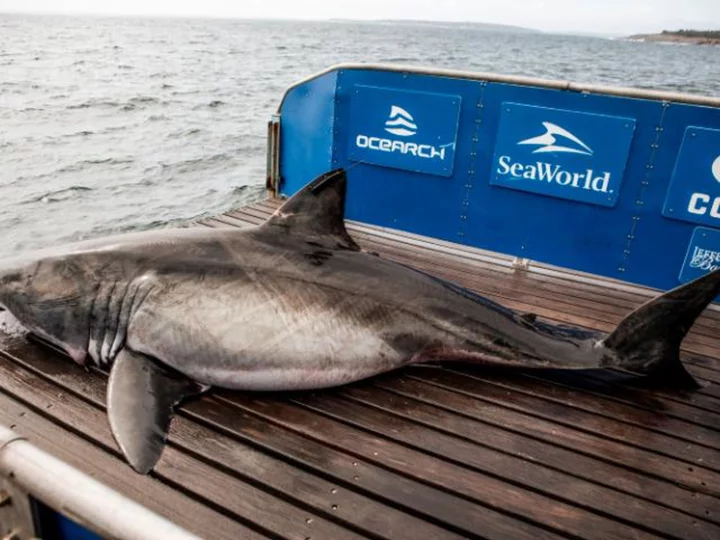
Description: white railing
277,62,720,111
0,425,199,540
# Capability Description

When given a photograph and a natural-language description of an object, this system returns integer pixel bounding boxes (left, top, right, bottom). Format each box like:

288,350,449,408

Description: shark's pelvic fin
261,168,360,251
603,268,720,389
107,348,208,474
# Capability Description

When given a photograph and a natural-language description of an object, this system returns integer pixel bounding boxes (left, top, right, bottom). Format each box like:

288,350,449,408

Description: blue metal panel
347,85,461,177
463,80,666,284
332,69,484,243
489,102,636,207
277,66,720,292
278,71,338,196
679,227,720,283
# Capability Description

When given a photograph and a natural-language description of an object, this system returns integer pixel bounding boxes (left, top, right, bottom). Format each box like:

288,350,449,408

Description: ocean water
1,14,718,259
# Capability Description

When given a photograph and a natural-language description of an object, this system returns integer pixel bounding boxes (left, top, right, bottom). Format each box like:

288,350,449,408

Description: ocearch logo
384,106,417,137
713,154,720,183
496,121,611,194
355,105,447,160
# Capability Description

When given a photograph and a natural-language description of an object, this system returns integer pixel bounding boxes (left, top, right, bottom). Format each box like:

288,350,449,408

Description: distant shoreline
627,31,720,46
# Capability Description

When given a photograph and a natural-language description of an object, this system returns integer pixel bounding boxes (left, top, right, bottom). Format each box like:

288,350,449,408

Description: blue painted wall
278,66,720,292
278,70,338,197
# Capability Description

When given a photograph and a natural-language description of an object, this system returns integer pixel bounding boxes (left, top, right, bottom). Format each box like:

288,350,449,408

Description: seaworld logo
355,105,449,160
518,122,594,156
495,121,612,193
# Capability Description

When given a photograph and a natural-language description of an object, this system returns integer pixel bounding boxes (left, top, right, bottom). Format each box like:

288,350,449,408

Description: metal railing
0,425,199,540
276,62,720,111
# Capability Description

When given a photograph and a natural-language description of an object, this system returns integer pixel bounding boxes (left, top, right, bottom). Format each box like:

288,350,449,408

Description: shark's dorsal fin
107,348,207,474
261,168,360,251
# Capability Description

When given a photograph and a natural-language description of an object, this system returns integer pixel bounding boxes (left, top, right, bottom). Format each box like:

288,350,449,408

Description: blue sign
489,102,636,207
662,126,720,228
679,227,720,283
347,85,461,177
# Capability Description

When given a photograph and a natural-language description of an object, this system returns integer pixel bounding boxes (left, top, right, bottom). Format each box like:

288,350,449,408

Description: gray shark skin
1,168,718,474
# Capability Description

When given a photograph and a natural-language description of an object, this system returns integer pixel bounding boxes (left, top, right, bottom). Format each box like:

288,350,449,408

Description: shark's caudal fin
602,269,720,389
261,168,361,251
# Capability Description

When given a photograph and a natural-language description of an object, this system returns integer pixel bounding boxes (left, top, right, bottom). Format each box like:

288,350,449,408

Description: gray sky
0,0,718,35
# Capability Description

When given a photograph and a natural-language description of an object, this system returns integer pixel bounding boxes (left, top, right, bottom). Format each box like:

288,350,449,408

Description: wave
67,95,166,111
24,185,93,204
167,127,202,139
128,95,159,104
159,152,233,172
66,130,94,137
67,99,122,109
56,157,135,174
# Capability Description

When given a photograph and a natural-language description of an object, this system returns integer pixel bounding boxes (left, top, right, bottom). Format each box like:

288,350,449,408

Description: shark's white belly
125,276,411,391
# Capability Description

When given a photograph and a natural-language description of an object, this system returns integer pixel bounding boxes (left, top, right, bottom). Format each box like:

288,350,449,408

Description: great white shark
0,168,718,474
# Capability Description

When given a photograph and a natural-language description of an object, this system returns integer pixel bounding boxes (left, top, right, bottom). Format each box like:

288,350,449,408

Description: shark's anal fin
107,348,207,474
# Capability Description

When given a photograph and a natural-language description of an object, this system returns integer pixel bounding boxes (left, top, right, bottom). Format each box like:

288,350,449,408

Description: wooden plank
549,368,720,413
183,397,556,540
286,391,715,539
414,369,720,473
516,369,720,430
224,395,660,539
438,367,720,449
368,375,720,515
0,394,264,540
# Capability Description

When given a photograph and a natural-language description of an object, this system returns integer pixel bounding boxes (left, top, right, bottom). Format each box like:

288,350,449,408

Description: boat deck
1,197,719,539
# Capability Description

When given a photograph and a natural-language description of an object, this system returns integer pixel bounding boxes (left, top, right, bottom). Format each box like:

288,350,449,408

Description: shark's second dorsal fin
261,168,360,251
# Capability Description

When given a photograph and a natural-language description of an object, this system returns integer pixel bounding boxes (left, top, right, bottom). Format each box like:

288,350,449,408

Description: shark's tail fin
602,269,720,389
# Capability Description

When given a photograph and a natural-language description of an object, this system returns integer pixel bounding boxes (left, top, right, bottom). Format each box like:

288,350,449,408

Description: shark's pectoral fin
107,348,208,474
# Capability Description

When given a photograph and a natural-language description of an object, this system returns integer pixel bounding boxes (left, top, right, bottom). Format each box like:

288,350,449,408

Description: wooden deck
1,197,720,539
